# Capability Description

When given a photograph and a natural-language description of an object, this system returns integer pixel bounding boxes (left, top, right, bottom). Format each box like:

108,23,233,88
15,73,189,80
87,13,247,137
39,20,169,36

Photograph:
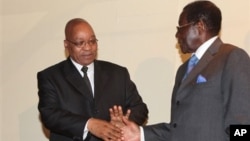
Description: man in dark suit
37,18,148,141
111,1,250,141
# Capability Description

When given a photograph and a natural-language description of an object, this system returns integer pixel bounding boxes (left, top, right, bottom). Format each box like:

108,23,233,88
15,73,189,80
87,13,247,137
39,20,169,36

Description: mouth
83,54,93,58
177,39,182,45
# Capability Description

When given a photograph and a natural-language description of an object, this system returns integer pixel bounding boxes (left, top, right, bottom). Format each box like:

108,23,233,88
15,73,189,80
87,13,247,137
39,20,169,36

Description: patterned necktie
183,54,199,79
81,66,93,95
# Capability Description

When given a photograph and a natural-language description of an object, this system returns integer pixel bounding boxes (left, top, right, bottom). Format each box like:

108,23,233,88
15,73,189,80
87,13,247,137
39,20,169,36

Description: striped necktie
183,55,199,79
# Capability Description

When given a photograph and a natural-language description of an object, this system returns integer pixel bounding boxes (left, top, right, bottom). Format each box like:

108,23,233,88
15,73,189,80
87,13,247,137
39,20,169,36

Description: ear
196,20,206,32
64,40,70,57
196,20,210,42
64,40,69,49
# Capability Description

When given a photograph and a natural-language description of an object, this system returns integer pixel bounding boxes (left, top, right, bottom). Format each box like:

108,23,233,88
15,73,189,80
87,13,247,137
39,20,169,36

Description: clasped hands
87,105,140,141
109,105,140,141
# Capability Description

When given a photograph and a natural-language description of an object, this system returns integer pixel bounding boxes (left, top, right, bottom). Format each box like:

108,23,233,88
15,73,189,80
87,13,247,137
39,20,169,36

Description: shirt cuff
83,120,89,140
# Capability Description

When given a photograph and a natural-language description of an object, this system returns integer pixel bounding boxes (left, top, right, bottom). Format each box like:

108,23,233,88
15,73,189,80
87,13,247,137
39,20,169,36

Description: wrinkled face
175,12,201,54
64,22,97,66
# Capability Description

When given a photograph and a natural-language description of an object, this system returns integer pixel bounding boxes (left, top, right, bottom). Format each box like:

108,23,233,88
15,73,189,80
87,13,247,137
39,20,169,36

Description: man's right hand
121,116,141,141
87,118,122,141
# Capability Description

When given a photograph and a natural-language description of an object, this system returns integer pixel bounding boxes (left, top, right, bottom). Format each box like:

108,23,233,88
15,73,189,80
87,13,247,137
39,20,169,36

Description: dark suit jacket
37,59,148,141
144,38,250,141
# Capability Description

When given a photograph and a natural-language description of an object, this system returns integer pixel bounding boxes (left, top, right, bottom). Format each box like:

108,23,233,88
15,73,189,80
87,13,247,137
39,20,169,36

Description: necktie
81,66,93,95
183,54,199,79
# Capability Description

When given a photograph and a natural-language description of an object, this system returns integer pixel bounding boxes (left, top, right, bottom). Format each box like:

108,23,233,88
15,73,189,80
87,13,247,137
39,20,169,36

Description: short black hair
183,0,222,35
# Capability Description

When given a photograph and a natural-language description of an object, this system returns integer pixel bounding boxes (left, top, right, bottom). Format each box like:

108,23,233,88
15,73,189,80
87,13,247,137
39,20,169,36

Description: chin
181,49,188,54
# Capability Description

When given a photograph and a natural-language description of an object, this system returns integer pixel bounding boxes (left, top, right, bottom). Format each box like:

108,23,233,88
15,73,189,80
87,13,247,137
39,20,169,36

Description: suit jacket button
176,101,180,105
94,109,99,114
173,123,177,128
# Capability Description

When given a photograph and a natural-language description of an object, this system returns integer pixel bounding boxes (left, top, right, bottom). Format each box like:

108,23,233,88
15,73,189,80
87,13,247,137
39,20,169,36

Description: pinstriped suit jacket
144,38,250,141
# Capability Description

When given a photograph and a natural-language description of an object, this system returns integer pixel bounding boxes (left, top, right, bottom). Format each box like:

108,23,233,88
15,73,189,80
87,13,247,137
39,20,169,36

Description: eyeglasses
66,38,98,48
176,22,194,31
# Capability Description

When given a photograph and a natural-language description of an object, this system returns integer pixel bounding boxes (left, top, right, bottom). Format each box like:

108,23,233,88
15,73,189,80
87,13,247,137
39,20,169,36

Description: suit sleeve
223,48,250,136
37,72,87,139
124,68,149,125
143,123,170,141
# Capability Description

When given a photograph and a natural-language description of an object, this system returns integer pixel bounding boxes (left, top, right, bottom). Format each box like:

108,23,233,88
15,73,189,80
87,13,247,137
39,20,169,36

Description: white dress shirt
70,58,94,139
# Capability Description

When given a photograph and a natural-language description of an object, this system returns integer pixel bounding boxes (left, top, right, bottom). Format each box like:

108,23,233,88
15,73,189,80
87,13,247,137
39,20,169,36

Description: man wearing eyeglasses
111,1,250,141
37,18,148,141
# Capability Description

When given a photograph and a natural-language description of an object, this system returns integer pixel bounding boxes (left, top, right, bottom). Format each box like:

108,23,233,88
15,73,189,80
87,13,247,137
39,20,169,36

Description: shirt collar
194,36,218,59
70,58,94,75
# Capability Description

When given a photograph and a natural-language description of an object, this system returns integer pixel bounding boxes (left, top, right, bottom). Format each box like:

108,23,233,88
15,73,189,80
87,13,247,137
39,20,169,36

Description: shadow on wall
134,57,174,92
39,115,51,139
133,57,174,123
19,105,50,141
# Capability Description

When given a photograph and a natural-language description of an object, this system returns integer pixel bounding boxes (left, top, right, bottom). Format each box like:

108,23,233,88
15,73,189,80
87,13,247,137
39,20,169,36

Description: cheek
91,46,98,55
68,48,80,58
186,30,199,48
65,46,72,55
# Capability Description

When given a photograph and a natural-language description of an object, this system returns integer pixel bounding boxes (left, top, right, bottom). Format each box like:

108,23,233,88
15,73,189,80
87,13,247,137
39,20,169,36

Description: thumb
125,109,131,119
122,116,130,125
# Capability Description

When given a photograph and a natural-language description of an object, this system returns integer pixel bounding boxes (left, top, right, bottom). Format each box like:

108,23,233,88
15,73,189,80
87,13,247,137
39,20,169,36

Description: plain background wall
1,0,250,141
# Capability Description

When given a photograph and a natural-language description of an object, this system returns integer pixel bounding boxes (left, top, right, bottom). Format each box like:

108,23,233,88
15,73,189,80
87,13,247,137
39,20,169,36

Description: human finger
125,109,131,119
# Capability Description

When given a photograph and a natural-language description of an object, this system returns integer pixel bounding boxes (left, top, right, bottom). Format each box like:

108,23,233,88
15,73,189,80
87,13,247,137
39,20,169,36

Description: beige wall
1,0,3,139
1,0,250,141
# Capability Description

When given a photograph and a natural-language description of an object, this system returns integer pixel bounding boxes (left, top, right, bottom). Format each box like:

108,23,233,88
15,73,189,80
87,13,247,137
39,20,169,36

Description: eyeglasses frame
66,38,98,48
176,22,195,31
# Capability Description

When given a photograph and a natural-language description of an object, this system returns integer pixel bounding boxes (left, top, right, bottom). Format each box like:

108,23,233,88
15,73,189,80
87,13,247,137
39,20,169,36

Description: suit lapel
93,61,109,101
63,58,93,100
176,38,223,99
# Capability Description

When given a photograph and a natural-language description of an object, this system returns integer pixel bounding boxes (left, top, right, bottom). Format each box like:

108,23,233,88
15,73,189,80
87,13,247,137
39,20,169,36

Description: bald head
63,18,98,66
65,18,94,40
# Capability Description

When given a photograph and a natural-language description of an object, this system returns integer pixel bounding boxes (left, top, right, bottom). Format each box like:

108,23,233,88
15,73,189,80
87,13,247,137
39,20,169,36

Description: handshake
87,105,141,141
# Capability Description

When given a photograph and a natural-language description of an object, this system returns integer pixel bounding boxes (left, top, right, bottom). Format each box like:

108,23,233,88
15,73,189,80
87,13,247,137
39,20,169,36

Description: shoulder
94,60,127,70
220,43,250,58
37,59,68,75
216,43,250,68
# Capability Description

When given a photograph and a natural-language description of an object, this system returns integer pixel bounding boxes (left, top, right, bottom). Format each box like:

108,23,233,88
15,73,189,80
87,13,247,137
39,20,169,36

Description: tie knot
189,55,198,65
81,66,88,74
182,55,199,80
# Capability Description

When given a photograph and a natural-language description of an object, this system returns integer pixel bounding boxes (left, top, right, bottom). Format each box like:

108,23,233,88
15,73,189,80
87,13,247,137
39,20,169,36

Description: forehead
72,22,93,32
67,22,95,38
74,23,92,31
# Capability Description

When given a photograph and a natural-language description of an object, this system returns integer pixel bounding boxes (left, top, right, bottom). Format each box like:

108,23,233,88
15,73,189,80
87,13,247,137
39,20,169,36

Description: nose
82,43,92,50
